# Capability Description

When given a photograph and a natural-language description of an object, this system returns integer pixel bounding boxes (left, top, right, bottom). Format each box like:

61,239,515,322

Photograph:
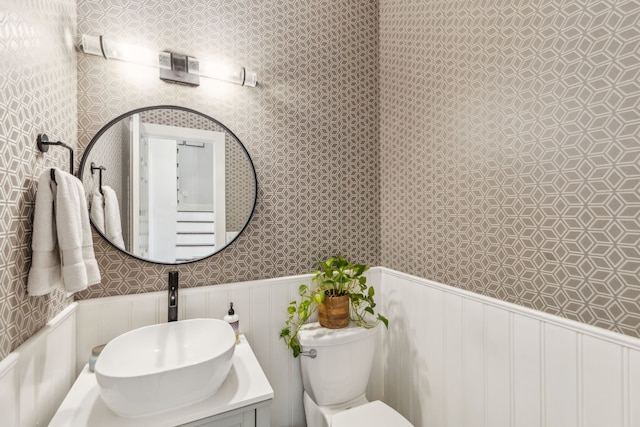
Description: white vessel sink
94,318,236,418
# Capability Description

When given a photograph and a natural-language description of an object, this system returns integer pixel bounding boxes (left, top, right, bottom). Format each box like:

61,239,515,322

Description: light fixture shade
81,34,103,57
81,34,258,87
81,35,158,68
196,62,258,87
244,70,258,88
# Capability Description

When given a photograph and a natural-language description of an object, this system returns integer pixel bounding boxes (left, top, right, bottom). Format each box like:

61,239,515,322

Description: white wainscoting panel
75,271,385,427
0,353,19,427
630,349,640,426
0,303,77,427
512,314,542,427
379,268,640,427
461,298,484,427
443,293,463,427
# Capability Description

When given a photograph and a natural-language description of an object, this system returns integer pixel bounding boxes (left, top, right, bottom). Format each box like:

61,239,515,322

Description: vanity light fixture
80,34,258,87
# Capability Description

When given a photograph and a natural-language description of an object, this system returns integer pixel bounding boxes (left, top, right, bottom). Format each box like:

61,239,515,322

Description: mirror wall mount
79,105,258,265
80,34,258,87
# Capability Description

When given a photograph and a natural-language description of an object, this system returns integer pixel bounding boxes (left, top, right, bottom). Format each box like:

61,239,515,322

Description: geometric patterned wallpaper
75,0,380,299
380,0,640,337
0,0,76,359
225,132,256,232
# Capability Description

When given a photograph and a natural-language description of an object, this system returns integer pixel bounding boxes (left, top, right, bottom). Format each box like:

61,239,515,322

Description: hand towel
90,190,105,234
54,169,101,293
27,168,101,295
102,186,125,250
27,172,63,295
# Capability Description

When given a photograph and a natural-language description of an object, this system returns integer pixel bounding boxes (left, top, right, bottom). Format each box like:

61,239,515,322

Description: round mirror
79,106,257,264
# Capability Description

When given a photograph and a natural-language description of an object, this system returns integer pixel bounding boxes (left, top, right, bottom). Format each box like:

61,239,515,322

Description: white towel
102,186,125,250
27,171,62,295
27,168,101,295
90,190,105,234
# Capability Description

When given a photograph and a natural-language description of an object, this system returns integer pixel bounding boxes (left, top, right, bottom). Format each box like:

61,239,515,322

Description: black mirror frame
79,105,258,265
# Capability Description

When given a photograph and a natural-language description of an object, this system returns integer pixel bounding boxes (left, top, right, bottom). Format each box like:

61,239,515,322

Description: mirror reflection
80,106,257,264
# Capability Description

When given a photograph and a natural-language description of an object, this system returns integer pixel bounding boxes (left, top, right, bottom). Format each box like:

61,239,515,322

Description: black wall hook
37,134,74,175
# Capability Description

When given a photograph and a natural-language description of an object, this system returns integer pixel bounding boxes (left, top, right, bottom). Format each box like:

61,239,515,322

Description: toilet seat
331,400,412,427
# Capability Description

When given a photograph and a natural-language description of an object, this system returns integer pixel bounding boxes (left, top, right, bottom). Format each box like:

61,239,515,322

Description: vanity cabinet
181,401,270,427
49,335,273,427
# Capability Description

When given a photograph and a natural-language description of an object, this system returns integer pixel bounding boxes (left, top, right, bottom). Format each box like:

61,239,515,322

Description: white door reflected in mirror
128,116,226,263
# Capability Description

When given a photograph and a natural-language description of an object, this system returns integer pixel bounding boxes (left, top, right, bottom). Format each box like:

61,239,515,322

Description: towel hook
37,134,74,176
90,162,106,195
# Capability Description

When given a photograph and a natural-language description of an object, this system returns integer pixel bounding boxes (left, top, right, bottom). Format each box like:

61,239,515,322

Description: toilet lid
331,401,412,427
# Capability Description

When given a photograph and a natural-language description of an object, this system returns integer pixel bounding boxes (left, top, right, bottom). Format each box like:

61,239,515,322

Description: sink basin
94,318,236,417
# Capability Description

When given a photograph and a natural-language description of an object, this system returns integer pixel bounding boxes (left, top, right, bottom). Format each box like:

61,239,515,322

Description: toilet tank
297,322,378,406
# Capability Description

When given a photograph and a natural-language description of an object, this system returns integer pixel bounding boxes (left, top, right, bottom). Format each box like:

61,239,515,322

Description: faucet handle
169,271,179,289
168,271,179,321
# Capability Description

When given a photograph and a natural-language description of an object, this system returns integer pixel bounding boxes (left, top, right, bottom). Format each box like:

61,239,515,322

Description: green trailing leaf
378,314,389,328
292,342,301,357
313,292,324,305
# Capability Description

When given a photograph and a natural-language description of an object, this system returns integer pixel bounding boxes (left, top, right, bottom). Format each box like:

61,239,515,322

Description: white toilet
298,322,412,427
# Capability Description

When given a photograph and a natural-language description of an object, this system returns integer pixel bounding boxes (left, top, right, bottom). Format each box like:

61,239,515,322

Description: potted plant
280,255,388,357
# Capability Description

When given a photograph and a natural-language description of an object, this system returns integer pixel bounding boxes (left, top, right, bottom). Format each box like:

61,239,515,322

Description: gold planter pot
318,294,350,329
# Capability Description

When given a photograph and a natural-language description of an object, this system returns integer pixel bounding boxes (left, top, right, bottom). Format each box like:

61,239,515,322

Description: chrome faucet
168,271,178,322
